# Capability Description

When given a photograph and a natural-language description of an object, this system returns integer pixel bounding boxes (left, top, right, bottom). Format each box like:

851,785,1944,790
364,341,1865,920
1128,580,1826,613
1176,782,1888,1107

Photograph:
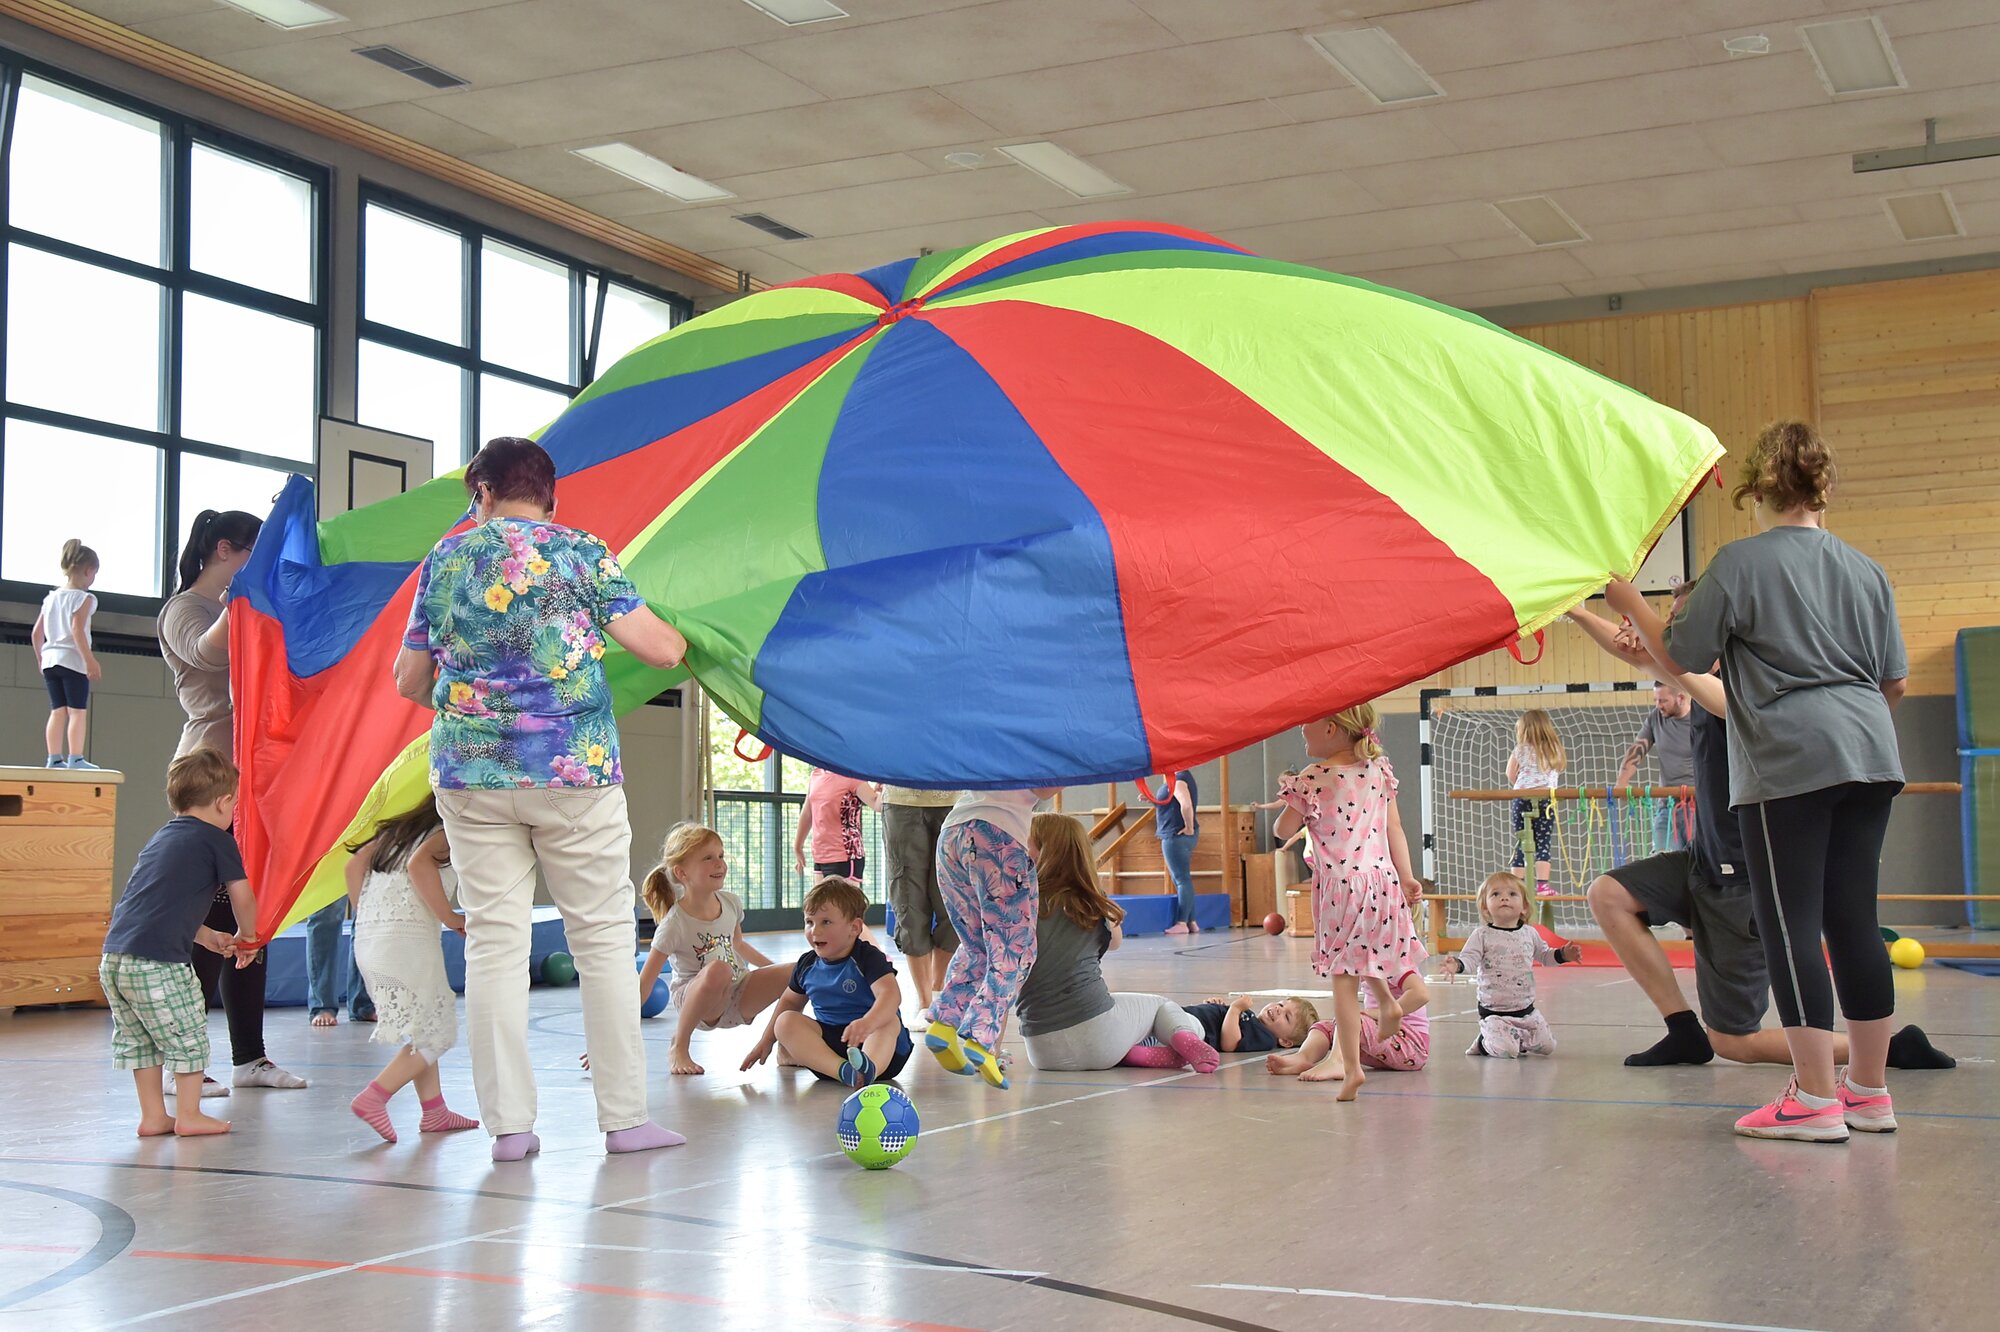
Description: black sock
1887,1023,1956,1070
1625,1010,1714,1066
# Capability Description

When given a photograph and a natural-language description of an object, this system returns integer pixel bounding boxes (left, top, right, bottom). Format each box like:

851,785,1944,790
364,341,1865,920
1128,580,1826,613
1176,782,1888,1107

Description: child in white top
31,539,102,769
344,796,480,1143
1440,871,1581,1058
1507,709,1567,897
639,823,789,1075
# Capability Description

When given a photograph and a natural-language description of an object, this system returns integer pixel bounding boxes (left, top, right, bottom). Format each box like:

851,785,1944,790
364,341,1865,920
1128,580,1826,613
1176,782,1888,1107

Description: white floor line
1200,1283,1828,1332
919,1053,1269,1136
99,1177,724,1326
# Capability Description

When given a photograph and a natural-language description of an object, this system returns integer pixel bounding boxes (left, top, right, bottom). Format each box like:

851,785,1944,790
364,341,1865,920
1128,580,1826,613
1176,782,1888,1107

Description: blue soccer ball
640,978,669,1018
837,1084,919,1169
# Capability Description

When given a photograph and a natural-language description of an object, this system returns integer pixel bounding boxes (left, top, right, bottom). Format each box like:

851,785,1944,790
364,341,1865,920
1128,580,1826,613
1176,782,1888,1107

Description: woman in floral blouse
394,437,688,1162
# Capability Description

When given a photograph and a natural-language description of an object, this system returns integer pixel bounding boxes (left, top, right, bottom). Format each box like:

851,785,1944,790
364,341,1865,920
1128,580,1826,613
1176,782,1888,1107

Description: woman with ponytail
1616,419,1909,1142
156,508,306,1093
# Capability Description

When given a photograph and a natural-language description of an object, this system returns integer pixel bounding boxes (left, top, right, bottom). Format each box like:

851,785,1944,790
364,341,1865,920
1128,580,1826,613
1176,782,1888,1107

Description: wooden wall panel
1813,271,2000,697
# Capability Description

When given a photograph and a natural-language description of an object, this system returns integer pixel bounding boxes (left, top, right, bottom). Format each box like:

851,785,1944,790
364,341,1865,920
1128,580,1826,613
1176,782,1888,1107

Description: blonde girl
1272,702,1426,1101
639,823,790,1075
1508,709,1567,897
1438,871,1580,1057
344,796,480,1143
32,539,102,769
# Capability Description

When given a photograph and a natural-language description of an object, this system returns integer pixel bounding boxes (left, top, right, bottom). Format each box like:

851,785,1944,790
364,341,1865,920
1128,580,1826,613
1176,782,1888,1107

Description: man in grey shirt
1617,683,1695,853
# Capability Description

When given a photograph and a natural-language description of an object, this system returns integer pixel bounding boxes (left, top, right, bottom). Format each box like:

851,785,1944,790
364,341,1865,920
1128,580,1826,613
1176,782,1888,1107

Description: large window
357,192,684,478
0,65,325,606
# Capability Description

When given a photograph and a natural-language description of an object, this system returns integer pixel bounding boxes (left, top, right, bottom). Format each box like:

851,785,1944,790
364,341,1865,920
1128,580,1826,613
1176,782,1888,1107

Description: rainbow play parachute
234,220,1719,937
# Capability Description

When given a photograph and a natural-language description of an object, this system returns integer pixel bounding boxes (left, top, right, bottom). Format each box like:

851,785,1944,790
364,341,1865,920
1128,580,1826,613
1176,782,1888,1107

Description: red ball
1263,912,1286,935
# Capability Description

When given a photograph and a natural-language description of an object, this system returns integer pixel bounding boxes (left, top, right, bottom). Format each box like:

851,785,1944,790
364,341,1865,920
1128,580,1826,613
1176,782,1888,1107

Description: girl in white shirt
31,539,102,769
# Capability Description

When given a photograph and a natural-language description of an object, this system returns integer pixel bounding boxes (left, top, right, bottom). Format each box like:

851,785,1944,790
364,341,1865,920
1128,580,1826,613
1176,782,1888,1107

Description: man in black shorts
1572,586,1953,1070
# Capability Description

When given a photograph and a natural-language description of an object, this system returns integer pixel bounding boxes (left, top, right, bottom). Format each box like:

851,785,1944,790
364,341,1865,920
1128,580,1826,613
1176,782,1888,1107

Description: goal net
1421,684,1692,939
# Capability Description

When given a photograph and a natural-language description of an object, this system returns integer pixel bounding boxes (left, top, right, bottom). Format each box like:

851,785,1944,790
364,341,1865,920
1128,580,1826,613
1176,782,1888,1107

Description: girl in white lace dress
344,797,479,1143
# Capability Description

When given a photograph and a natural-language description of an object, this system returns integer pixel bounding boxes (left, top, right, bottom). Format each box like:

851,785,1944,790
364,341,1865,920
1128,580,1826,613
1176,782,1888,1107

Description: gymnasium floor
3,929,1995,1332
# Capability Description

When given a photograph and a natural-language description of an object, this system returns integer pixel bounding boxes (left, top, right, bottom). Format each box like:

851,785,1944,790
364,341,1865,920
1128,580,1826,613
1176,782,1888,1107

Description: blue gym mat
1937,958,2000,978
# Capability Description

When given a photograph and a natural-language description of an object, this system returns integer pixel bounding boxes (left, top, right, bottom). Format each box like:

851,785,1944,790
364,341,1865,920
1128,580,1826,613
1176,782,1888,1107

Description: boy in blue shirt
99,749,259,1137
744,878,910,1086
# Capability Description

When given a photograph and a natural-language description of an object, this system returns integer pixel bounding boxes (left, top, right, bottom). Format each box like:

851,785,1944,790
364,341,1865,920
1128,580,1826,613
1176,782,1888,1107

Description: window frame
0,52,331,617
357,185,690,473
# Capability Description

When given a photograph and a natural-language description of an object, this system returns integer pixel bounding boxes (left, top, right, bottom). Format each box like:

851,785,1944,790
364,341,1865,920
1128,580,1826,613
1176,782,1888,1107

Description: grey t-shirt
1015,913,1114,1038
1666,526,1906,805
158,591,233,760
1636,708,1695,786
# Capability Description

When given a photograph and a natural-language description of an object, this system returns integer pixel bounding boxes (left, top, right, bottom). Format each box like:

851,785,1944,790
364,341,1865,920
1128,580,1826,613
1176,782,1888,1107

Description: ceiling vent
1800,17,1905,96
1884,190,1964,242
354,46,469,91
736,213,812,241
1492,195,1589,247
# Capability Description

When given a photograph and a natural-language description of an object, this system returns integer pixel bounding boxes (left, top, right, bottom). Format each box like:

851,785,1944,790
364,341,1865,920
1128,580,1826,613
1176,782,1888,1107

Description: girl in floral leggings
926,787,1057,1090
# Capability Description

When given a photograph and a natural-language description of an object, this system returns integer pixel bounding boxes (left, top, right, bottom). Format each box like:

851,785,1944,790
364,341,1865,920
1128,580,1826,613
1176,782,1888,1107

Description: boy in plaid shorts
100,749,258,1137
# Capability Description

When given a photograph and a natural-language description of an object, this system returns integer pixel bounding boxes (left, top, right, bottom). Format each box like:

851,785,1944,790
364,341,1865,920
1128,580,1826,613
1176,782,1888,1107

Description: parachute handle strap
1135,776,1176,807
1506,630,1546,666
733,729,773,764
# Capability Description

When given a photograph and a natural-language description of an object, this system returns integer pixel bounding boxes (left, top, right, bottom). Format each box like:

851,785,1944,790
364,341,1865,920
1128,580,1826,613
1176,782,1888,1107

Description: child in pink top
1268,970,1430,1079
1272,701,1427,1101
794,769,881,881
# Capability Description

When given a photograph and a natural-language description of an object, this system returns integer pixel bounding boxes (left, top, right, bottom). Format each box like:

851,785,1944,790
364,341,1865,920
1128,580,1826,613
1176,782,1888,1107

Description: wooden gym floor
2,928,1996,1331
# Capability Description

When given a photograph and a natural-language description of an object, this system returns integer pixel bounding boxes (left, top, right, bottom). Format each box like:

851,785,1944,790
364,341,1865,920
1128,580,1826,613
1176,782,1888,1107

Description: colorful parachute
234,220,1720,937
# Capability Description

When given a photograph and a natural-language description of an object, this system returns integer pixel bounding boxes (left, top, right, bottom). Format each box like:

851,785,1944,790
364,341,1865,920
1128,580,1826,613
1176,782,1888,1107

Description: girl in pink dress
1273,702,1427,1101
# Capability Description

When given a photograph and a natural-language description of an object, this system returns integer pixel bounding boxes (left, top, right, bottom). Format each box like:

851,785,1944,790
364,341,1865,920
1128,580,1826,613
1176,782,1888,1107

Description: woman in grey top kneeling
1014,814,1221,1074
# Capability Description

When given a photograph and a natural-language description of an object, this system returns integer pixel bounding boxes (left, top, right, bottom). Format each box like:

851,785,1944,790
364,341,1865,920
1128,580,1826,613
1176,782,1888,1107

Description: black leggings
1737,782,1898,1031
188,890,268,1067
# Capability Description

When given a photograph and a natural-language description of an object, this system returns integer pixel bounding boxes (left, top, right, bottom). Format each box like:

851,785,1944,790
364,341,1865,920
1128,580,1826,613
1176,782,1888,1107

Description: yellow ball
1889,937,1925,969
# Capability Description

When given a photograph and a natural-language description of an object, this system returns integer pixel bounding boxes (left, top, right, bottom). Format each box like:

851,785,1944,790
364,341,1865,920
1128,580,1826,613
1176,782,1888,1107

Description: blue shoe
65,757,102,770
44,755,65,768
839,1048,877,1088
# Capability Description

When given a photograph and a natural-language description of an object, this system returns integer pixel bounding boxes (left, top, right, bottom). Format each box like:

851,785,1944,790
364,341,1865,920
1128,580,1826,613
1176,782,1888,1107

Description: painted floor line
465,1236,1049,1277
118,1248,978,1332
1201,1282,1828,1332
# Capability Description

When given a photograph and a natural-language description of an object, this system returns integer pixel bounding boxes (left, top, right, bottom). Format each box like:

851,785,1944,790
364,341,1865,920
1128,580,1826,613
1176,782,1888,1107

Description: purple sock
491,1131,540,1162
606,1120,686,1154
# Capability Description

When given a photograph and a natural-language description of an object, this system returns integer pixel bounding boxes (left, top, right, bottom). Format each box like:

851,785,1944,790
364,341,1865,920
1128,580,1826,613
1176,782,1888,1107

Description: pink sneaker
1535,881,1556,899
1733,1077,1848,1143
1839,1072,1897,1133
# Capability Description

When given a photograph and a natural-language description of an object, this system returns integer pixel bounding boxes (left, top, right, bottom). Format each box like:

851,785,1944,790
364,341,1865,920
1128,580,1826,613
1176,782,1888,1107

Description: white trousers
1471,1011,1557,1058
438,785,648,1135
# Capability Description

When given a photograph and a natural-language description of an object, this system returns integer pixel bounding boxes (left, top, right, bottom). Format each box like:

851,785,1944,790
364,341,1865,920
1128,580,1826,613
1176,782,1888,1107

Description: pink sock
419,1095,478,1134
1120,1042,1185,1069
605,1120,686,1154
491,1131,540,1162
1169,1030,1222,1074
350,1081,396,1143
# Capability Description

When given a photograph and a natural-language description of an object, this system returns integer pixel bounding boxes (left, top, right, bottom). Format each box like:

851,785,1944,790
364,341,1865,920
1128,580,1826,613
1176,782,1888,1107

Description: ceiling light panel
997,142,1129,199
219,0,343,27
1884,190,1963,241
1492,196,1589,247
740,0,848,24
1306,27,1444,104
572,144,735,203
1800,17,1906,96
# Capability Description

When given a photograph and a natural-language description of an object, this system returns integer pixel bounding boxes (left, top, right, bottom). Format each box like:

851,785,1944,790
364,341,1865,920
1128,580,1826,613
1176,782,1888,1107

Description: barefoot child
743,878,911,1087
926,786,1060,1089
638,823,790,1075
1440,872,1581,1057
1269,971,1431,1082
99,749,258,1137
344,796,480,1142
32,538,102,769
1273,703,1427,1102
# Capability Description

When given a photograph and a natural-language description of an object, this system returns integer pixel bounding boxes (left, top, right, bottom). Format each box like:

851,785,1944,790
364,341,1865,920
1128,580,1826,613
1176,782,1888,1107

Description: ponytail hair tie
1361,727,1380,742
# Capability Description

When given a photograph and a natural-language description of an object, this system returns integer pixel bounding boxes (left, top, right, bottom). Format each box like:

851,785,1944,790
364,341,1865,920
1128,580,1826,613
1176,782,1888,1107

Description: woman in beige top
156,508,305,1092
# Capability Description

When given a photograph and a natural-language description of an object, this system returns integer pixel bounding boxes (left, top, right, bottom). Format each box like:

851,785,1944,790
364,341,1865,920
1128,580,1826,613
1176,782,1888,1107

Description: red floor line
128,1249,982,1332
